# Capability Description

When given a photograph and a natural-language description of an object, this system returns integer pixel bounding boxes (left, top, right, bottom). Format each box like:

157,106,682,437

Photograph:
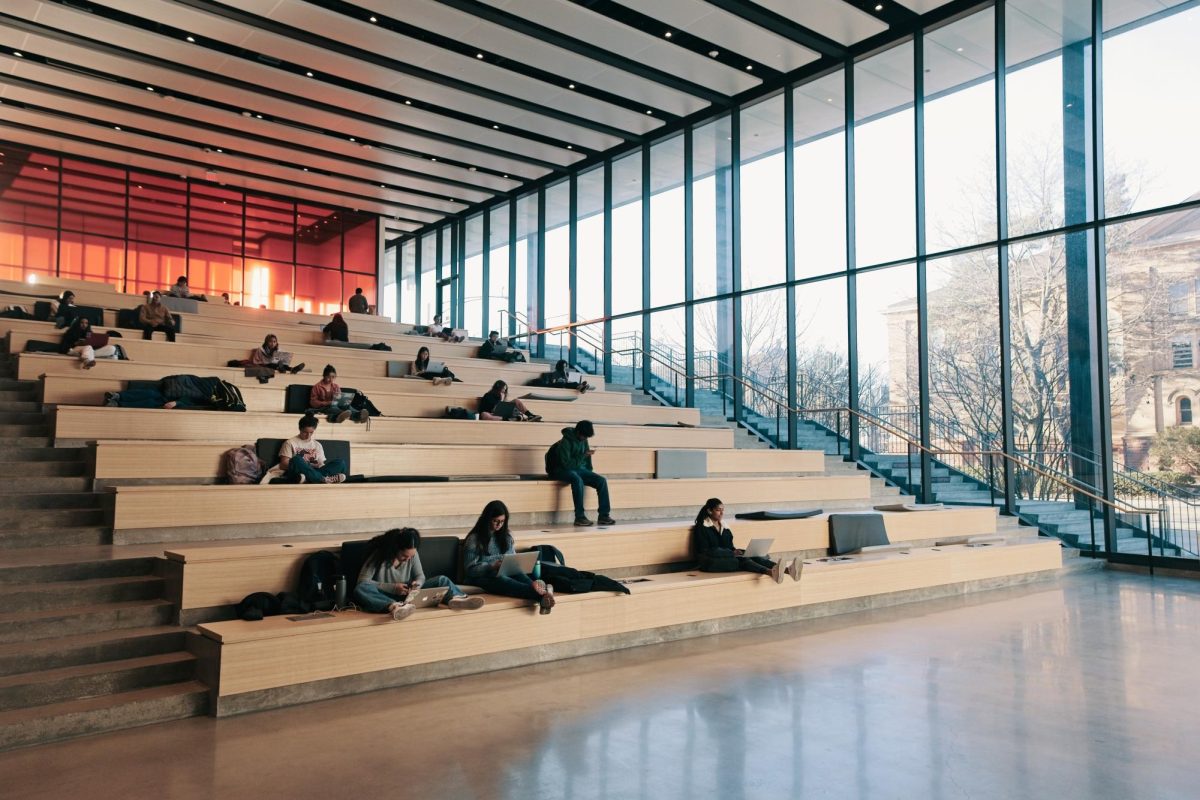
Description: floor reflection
2,571,1197,800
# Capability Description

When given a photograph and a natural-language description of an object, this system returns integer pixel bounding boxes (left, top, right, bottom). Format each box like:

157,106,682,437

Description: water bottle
333,575,347,608
532,560,541,580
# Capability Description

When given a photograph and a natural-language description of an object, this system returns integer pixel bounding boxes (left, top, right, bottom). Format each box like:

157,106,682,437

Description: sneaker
104,392,119,407
535,582,556,615
434,376,452,386
323,474,346,484
574,517,594,527
786,557,804,583
334,409,351,423
525,414,543,422
770,561,784,584
597,515,616,526
82,359,96,370
447,595,485,610
391,603,415,622
355,409,369,423
290,362,306,374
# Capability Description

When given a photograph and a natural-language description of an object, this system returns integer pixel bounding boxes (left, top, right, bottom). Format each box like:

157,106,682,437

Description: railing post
988,454,996,507
1145,513,1154,575
1088,496,1097,553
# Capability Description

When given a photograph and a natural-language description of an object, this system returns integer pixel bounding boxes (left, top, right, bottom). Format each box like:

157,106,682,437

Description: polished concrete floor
2,569,1197,800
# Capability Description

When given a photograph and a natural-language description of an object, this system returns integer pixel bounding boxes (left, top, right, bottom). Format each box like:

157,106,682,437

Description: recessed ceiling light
305,71,314,77
746,65,753,71
349,137,355,142
476,53,484,59
13,52,23,58
956,47,963,52
469,166,477,171
665,31,672,38
369,16,377,23
566,145,572,150
503,174,509,178
404,99,412,105
826,97,833,102
136,184,142,189
492,124,499,129
568,83,575,89
216,148,223,153
256,114,263,119
646,110,653,115
875,3,883,10
431,158,437,162
186,35,195,43
303,167,309,171
114,125,121,130
708,50,719,57
380,184,385,188
146,86,155,92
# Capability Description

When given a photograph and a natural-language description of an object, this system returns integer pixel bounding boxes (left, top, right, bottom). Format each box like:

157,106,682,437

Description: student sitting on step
425,313,463,343
53,290,79,329
59,317,117,369
478,330,526,362
462,500,556,614
478,380,540,422
409,345,457,386
277,415,347,484
322,313,350,343
546,420,614,527
231,334,305,374
354,527,484,621
534,359,593,393
691,498,800,583
137,291,177,342
308,365,366,423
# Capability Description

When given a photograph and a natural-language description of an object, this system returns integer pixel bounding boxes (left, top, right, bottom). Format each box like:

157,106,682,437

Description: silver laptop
497,551,538,578
333,390,356,409
424,360,447,374
567,370,585,383
406,585,450,608
742,538,774,558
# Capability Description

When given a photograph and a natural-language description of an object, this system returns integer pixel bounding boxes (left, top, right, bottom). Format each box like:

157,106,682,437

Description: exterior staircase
0,351,207,750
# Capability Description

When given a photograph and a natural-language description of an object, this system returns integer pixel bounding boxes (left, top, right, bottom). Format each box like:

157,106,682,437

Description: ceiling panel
613,0,820,73
482,0,761,95
753,0,889,45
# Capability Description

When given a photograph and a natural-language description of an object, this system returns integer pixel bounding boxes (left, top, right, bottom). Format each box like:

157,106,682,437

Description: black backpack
210,379,247,412
297,550,341,611
545,440,563,475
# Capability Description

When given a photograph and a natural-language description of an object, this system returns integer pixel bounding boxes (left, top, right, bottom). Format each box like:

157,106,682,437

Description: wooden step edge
0,650,195,690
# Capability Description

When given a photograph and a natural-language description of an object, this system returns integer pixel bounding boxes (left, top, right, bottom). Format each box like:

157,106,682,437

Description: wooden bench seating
91,441,825,483
166,507,1005,614
110,474,872,536
54,407,731,450
39,373,695,425
19,353,627,404
194,539,1062,714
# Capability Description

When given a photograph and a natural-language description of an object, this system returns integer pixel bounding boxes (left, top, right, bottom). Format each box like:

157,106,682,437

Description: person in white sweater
354,527,484,620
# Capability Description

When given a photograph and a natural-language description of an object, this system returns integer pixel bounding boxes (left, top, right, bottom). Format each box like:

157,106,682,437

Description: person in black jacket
478,380,540,422
691,498,800,583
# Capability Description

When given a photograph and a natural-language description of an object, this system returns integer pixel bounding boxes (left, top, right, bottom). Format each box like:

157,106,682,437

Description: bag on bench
298,550,341,612
210,379,247,412
222,444,264,485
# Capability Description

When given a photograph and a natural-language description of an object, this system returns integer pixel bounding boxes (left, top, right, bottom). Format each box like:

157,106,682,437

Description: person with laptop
479,330,527,362
478,379,541,422
546,420,614,527
425,313,465,343
308,365,367,423
534,359,594,393
409,345,457,386
691,498,800,583
462,500,556,614
277,414,348,484
354,527,484,621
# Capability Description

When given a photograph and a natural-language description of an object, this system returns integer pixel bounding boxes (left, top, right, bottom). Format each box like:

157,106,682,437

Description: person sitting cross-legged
308,365,366,423
354,527,484,621
546,420,614,527
278,414,347,484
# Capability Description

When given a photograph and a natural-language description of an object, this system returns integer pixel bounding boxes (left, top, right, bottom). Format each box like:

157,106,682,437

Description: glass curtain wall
464,213,484,337
399,1,1200,566
488,202,511,336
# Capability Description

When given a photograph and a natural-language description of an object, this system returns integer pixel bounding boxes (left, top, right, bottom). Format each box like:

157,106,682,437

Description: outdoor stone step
0,625,188,678
0,651,196,712
0,599,174,644
0,575,164,613
0,679,208,751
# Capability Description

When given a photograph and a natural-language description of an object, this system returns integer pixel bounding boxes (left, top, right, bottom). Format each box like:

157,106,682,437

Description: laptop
742,538,774,558
497,551,538,578
489,340,508,355
491,400,518,419
424,360,447,374
406,585,450,608
566,370,585,384
333,390,356,409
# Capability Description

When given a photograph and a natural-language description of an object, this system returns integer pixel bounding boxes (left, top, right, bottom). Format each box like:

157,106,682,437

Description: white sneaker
391,603,415,621
786,557,804,583
447,595,485,610
770,560,784,584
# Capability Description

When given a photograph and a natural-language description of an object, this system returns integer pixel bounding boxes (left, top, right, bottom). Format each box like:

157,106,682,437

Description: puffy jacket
548,427,591,472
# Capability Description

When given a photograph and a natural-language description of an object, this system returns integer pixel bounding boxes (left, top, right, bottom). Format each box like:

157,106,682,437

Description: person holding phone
545,420,614,527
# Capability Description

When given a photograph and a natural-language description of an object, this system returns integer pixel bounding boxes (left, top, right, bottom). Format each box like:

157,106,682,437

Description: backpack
221,444,264,484
297,550,341,612
545,440,563,475
210,379,247,412
369,342,392,351
445,406,476,420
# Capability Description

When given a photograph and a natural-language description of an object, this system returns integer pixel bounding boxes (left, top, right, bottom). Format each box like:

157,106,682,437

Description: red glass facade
0,145,378,311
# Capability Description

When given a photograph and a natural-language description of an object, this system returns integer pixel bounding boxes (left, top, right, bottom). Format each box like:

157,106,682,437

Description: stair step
0,437,52,447
0,461,86,477
0,401,41,413
0,599,174,644
0,446,86,462
0,490,102,508
0,575,164,613
0,425,50,437
0,680,208,751
0,477,92,493
0,625,187,677
0,651,196,712
0,379,36,391
0,526,109,548
0,557,156,586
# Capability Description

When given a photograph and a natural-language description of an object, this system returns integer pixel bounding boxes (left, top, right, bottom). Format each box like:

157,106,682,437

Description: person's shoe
324,474,346,484
770,561,785,584
579,382,592,393
292,473,307,484
82,359,96,370
786,557,804,583
434,376,452,386
535,582,556,615
334,409,351,423
574,517,594,527
391,603,415,622
355,409,369,423
597,515,616,526
290,363,306,374
447,595,485,610
104,392,119,407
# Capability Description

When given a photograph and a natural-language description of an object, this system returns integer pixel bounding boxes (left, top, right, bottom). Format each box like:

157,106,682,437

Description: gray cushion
656,449,708,479
828,513,889,555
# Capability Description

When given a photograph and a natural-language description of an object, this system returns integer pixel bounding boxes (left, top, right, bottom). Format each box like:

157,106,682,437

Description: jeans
307,405,355,423
141,324,176,342
470,573,541,601
553,468,611,520
353,575,465,612
285,456,347,483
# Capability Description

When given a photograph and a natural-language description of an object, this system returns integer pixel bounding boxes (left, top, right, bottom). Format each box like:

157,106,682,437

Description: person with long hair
58,317,117,369
53,290,79,329
354,527,484,621
234,333,305,374
462,500,556,614
409,345,457,386
308,364,366,423
478,379,540,422
535,359,593,393
691,498,800,583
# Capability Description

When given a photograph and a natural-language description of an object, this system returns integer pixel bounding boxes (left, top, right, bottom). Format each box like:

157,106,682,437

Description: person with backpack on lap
462,500,557,614
354,527,484,621
546,420,614,527
278,414,347,484
308,365,366,423
691,498,800,584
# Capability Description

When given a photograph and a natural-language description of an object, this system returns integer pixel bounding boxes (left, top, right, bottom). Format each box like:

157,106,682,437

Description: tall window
1178,397,1193,426
740,94,786,290
650,135,685,308
611,151,643,315
576,167,605,324
488,203,511,335
464,214,484,337
692,115,733,299
794,72,846,280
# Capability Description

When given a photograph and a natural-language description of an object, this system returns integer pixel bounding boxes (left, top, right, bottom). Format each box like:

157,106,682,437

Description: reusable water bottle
333,576,347,608
532,560,541,581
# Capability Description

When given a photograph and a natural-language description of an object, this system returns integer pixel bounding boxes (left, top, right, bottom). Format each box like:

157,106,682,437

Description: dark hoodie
551,427,591,472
